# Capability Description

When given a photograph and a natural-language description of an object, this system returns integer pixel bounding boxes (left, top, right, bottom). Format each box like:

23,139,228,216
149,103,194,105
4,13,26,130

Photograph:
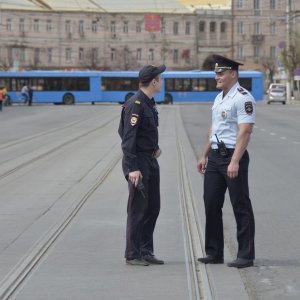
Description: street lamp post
286,0,292,103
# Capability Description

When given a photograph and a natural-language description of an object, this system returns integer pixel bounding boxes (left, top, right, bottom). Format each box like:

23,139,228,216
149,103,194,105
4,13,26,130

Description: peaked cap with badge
139,64,166,83
213,54,243,73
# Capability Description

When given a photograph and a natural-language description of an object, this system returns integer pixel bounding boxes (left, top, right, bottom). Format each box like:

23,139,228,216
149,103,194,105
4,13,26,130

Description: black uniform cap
139,64,166,83
213,54,243,73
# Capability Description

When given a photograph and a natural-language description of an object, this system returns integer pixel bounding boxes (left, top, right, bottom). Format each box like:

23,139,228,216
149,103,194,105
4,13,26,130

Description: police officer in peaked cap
118,64,166,266
197,54,256,268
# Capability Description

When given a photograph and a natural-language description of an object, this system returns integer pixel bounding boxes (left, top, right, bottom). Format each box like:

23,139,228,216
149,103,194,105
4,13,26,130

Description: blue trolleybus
0,70,263,105
163,70,264,104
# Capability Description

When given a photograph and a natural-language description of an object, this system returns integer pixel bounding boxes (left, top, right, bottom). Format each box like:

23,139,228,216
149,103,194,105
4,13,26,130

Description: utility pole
231,0,234,59
286,0,291,103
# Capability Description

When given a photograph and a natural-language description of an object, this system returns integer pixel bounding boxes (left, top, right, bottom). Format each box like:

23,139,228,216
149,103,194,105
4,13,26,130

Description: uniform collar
219,82,240,100
137,89,155,107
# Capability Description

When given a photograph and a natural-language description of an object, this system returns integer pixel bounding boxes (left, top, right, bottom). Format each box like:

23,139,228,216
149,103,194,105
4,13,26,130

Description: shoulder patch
130,113,139,126
237,87,248,95
245,101,253,115
134,100,141,104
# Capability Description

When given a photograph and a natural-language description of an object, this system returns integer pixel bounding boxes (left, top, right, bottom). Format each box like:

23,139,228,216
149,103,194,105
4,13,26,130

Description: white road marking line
280,137,287,140
270,132,276,135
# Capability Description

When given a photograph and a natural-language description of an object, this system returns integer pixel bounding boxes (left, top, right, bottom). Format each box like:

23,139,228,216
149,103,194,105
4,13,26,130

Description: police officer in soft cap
118,64,166,266
197,55,256,268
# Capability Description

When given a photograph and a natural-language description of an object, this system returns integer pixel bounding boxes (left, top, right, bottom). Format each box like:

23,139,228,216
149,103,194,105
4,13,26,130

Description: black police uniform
118,90,160,260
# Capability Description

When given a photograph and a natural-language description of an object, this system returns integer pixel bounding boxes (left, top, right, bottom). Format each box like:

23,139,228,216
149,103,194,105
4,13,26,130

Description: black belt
138,151,156,157
211,148,235,154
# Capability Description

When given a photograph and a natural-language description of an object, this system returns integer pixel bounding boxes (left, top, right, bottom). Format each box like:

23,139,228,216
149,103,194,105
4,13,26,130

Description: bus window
174,78,183,91
182,78,191,91
198,79,207,91
239,78,252,91
165,78,173,91
102,77,139,91
207,78,218,91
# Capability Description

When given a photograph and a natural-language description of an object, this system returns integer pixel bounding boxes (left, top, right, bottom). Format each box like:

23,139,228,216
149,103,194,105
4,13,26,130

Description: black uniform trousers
125,153,160,260
203,149,255,260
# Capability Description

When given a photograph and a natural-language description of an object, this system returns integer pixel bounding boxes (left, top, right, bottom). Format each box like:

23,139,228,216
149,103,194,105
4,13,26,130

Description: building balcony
251,34,265,45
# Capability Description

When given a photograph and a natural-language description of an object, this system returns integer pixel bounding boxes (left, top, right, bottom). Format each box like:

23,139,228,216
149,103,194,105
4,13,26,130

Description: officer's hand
227,161,239,178
197,156,206,174
128,170,142,187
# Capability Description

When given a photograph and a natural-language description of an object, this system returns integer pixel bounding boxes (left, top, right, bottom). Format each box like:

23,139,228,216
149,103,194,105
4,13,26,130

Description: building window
34,19,39,32
20,48,26,62
173,49,178,63
210,22,216,39
111,21,116,33
6,19,12,32
237,0,244,8
92,20,97,33
47,48,53,63
136,21,142,33
270,0,276,9
254,0,260,10
237,22,244,34
210,22,216,33
221,22,227,33
79,20,84,36
91,48,98,64
137,48,142,61
34,48,40,63
185,22,190,35
148,49,154,61
237,46,244,58
66,48,72,63
199,21,205,33
111,48,116,61
65,20,71,34
123,21,128,33
270,22,276,35
173,22,179,35
270,46,276,58
46,20,52,32
161,17,165,33
254,46,260,57
124,48,129,64
254,22,260,34
79,48,84,62
19,19,25,33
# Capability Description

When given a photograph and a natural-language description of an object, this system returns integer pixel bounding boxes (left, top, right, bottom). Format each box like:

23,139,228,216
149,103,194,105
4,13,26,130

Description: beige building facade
0,0,299,84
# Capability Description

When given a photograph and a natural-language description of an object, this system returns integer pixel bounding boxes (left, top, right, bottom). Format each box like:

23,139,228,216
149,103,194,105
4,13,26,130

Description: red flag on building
145,14,160,31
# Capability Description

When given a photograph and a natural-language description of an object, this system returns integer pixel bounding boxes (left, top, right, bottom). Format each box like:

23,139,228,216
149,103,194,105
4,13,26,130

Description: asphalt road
180,102,300,300
0,102,299,299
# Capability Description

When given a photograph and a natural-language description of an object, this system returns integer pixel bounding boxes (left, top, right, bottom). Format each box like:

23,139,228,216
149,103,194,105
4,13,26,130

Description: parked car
267,87,286,104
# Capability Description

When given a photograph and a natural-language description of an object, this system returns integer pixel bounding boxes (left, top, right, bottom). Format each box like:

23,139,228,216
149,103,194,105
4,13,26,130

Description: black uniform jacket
118,90,159,176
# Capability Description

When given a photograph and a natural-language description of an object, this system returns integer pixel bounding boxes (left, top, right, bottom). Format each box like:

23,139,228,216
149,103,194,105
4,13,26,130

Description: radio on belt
215,134,228,157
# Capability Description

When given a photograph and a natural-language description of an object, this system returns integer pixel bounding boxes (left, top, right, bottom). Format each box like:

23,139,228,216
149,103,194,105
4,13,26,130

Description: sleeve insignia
130,114,139,126
237,87,248,95
134,100,141,104
245,101,253,115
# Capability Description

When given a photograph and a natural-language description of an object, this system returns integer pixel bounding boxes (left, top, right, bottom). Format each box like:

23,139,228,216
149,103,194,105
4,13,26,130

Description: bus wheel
164,94,173,104
125,93,134,102
63,93,75,105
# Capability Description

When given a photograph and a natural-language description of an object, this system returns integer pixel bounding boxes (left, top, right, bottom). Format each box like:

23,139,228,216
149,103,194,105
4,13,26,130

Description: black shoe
227,258,254,268
143,255,164,265
126,259,150,266
198,255,224,264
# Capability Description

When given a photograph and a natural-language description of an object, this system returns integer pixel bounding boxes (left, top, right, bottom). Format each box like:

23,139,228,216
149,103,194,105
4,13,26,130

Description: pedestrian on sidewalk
197,55,256,269
118,64,166,266
0,86,4,111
